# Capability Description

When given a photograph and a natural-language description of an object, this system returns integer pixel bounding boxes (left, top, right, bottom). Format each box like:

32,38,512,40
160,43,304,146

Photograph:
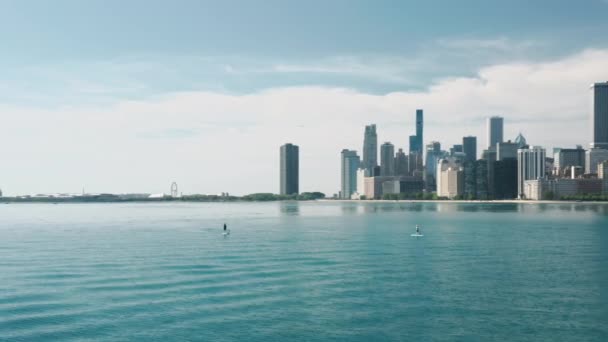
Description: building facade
340,149,360,199
380,142,395,176
496,141,518,161
517,146,546,198
436,158,464,199
554,146,585,172
591,82,608,149
487,116,504,148
585,148,608,174
409,109,424,154
394,148,408,176
280,143,299,195
462,136,477,162
492,158,518,199
362,124,378,173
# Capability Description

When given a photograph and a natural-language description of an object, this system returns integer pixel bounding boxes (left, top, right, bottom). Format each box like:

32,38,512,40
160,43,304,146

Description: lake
1,201,607,341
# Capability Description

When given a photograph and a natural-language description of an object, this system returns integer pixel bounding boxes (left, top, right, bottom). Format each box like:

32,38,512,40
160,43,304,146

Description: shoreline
318,199,608,205
1,198,608,205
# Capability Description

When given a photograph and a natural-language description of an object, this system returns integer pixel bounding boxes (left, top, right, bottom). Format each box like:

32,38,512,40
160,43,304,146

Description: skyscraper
409,109,424,154
496,141,518,161
280,143,299,195
487,116,504,148
425,141,444,191
416,109,423,152
340,149,360,199
362,124,378,173
394,148,409,176
380,142,395,176
591,82,608,149
517,146,546,198
462,136,477,162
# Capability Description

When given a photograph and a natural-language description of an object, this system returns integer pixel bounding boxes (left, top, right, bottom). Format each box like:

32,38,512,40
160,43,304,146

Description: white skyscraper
517,146,546,198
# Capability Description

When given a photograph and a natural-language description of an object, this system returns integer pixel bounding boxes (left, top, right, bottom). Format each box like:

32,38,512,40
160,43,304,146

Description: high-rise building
475,159,489,200
591,82,608,149
409,109,424,154
463,161,477,199
487,116,504,148
585,148,608,174
380,142,395,176
416,109,423,151
517,146,546,198
280,143,299,195
598,160,608,179
436,158,464,199
514,133,528,149
554,146,585,172
407,152,423,175
462,136,477,162
362,124,378,173
492,158,518,199
449,144,463,156
425,141,444,191
496,141,519,161
340,149,360,199
394,148,409,176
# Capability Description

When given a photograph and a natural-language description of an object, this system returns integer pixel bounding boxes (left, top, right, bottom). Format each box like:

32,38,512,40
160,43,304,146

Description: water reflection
279,201,300,216
313,201,608,216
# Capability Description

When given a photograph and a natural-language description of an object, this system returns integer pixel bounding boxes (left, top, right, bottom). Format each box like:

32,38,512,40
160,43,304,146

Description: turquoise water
1,202,607,341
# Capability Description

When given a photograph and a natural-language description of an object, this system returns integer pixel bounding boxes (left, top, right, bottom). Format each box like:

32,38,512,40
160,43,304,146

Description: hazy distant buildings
425,141,444,191
496,141,518,161
585,148,608,174
524,178,606,200
591,82,608,149
340,149,360,199
394,148,409,176
462,136,477,163
487,116,504,148
380,142,395,176
554,146,585,173
362,125,378,174
280,143,299,195
517,146,546,198
514,133,528,149
409,109,424,154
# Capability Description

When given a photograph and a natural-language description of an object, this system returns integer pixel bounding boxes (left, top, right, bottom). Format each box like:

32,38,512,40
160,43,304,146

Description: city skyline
2,2,608,196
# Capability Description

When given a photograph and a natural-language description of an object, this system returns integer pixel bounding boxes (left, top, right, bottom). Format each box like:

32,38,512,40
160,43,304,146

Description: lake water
1,201,607,341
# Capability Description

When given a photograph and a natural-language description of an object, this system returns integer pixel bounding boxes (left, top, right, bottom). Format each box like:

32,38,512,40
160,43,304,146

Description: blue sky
1,1,608,195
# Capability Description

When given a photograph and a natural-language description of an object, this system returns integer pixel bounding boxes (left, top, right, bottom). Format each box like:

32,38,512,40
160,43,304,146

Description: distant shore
2,197,608,204
318,199,608,205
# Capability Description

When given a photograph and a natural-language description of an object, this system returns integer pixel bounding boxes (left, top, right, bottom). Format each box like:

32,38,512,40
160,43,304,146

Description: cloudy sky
1,0,608,196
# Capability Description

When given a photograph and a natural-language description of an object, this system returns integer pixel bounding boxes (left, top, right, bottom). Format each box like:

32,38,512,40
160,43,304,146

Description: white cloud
1,49,607,196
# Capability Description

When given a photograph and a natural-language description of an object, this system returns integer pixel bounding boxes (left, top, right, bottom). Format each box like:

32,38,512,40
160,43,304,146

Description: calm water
1,201,607,341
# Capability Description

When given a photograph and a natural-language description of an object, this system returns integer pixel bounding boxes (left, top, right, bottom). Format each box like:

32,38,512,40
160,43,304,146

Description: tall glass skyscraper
409,109,423,154
340,149,360,199
380,142,395,176
591,82,608,149
362,124,378,173
487,116,504,148
462,136,477,162
280,143,299,195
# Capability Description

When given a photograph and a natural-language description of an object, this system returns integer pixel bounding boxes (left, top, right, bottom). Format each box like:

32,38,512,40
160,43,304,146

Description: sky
1,0,608,196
